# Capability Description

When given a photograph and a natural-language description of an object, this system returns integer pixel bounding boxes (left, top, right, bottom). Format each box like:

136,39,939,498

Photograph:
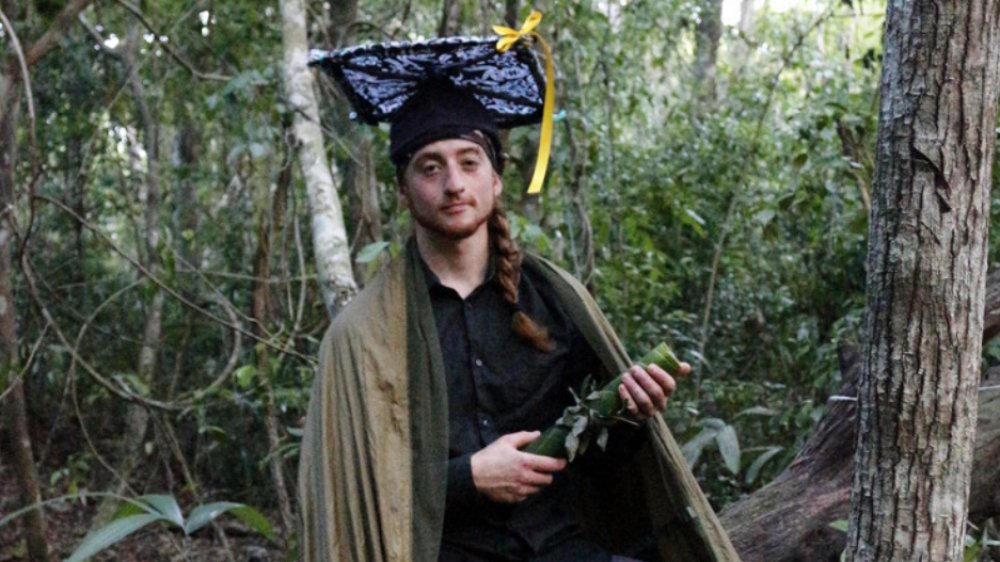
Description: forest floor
0,463,285,562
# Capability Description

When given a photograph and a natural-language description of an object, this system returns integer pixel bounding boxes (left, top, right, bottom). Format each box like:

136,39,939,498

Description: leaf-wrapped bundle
523,342,681,460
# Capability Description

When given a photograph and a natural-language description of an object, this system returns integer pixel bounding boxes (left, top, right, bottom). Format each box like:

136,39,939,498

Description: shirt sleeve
446,453,479,512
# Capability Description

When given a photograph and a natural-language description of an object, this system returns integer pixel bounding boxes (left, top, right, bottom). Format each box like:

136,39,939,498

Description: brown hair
488,205,555,352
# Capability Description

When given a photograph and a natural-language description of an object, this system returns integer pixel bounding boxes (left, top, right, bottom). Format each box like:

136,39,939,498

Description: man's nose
443,164,465,194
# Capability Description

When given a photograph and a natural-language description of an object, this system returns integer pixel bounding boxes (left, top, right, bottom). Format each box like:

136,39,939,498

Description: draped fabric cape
298,245,740,562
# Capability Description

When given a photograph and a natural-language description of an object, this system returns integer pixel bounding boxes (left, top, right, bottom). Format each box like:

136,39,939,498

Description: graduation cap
309,11,556,194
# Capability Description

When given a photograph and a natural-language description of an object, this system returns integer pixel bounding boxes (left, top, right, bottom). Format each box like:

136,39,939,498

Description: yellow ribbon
493,10,554,195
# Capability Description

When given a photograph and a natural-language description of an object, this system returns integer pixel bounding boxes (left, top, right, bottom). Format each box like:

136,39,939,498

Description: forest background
2,0,993,560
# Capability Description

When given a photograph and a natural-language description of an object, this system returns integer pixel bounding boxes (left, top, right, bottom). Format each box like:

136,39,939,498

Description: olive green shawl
298,246,740,561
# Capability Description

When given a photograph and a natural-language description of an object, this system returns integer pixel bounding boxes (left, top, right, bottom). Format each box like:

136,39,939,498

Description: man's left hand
617,361,691,422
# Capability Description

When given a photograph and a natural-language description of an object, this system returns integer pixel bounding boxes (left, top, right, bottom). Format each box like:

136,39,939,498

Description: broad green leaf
716,424,741,475
681,427,718,468
185,502,243,534
140,494,184,528
227,505,276,542
66,513,163,562
356,241,389,264
745,446,783,486
112,499,153,520
699,417,726,431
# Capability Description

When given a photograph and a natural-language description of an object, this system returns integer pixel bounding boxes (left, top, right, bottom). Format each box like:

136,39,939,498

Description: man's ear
397,178,411,209
493,172,503,197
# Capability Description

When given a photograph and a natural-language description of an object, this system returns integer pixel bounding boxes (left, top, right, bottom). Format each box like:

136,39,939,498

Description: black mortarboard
310,12,556,194
309,35,545,169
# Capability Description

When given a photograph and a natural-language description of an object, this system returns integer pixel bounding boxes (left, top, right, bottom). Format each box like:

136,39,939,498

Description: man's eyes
416,156,481,175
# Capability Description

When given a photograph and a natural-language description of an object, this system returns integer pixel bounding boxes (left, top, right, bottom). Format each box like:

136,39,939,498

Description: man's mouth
442,202,472,213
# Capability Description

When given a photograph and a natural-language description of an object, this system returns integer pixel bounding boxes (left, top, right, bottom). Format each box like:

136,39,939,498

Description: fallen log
719,271,1000,561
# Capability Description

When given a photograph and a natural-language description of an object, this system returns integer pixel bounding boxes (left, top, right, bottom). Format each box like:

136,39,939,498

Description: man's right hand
470,431,568,504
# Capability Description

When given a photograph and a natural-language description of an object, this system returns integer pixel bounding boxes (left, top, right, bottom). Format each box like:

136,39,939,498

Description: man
301,36,738,562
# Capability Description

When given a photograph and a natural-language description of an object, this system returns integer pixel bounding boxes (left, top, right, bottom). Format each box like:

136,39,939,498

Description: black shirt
420,256,602,558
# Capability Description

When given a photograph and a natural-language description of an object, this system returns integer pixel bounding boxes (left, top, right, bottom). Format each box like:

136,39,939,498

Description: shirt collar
416,250,499,293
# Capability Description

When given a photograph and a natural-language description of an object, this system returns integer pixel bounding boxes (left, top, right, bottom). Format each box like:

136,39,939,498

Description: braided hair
488,205,555,352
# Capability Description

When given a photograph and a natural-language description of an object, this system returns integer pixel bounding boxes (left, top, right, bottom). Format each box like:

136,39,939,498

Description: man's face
399,138,502,241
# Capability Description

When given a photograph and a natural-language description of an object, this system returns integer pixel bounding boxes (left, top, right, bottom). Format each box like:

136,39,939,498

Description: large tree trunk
847,2,1000,561
279,0,357,318
720,275,1000,560
719,273,1000,561
720,345,1000,562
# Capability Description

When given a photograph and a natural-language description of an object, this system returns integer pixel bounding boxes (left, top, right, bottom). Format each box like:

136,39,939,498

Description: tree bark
1,101,50,562
846,3,1000,560
847,0,1000,562
348,137,383,282
438,0,462,37
720,270,1000,559
251,145,295,541
720,345,1000,562
328,0,358,47
280,0,357,318
693,0,723,109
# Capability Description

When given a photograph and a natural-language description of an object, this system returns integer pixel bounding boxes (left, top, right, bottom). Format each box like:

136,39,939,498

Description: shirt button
481,418,490,428
474,358,483,367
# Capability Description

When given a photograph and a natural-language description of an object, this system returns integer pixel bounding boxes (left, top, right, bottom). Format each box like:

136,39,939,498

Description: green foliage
66,494,274,562
16,0,1000,555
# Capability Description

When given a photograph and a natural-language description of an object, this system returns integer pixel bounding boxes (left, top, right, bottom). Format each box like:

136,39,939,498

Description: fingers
675,361,692,378
521,453,567,474
502,430,542,449
620,364,677,418
472,432,568,504
519,468,555,487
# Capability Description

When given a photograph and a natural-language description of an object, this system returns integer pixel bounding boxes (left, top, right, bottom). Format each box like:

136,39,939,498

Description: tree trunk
1,7,50,560
720,346,1000,562
328,0,358,47
0,1,97,557
92,22,165,525
845,3,1000,560
738,0,754,35
167,119,202,399
693,0,723,109
719,273,1000,560
251,148,296,540
348,137,383,282
279,0,357,318
438,0,462,37
1,97,50,562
